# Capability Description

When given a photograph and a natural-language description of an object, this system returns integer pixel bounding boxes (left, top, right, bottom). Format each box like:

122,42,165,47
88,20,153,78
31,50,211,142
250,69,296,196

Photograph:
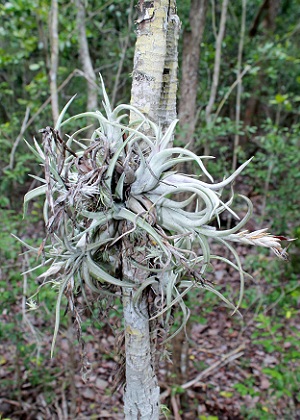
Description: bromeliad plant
21,79,288,355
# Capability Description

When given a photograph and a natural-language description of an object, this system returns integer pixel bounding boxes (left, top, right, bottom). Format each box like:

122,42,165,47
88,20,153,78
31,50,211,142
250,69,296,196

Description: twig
260,158,274,226
181,342,245,390
7,106,30,170
5,69,91,172
61,381,69,419
233,361,252,379
264,283,300,314
37,394,53,418
111,0,134,108
54,399,64,420
21,253,42,360
19,70,78,134
238,291,264,340
1,399,22,407
214,64,251,123
85,0,116,21
160,342,245,403
210,0,217,40
10,68,97,141
171,394,182,420
66,318,77,418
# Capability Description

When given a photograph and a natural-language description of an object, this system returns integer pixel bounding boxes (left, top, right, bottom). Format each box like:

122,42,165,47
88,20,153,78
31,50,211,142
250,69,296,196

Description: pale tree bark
76,0,98,112
130,0,180,136
49,0,59,125
123,1,180,418
204,0,229,155
122,241,160,419
157,1,180,133
178,0,208,148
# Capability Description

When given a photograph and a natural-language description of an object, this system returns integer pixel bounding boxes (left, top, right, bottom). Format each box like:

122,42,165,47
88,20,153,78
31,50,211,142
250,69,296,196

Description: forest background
0,0,300,419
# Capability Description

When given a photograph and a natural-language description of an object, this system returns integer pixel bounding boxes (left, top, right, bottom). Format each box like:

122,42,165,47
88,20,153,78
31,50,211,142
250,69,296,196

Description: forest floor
1,199,299,420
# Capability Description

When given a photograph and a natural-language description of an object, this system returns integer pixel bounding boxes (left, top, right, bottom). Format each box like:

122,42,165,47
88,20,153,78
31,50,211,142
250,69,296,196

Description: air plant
20,77,288,355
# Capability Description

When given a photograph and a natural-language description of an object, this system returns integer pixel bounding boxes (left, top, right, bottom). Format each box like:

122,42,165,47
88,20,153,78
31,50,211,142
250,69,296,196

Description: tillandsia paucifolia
20,76,291,355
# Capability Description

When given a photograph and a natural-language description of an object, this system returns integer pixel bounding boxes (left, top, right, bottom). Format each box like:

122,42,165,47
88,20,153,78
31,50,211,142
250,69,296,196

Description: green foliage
199,416,219,420
177,1,300,238
160,404,171,419
0,207,63,407
0,0,135,210
229,249,300,418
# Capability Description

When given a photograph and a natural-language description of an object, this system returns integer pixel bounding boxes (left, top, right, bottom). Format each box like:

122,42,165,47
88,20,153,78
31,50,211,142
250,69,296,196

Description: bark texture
130,0,180,135
76,0,97,112
123,2,180,418
122,240,160,420
178,0,208,147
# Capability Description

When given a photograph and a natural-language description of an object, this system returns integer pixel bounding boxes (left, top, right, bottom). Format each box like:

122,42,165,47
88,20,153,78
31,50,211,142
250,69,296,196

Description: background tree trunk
111,0,135,108
204,0,229,156
178,0,208,149
242,0,281,143
232,0,247,172
76,0,98,112
49,0,59,125
249,0,281,37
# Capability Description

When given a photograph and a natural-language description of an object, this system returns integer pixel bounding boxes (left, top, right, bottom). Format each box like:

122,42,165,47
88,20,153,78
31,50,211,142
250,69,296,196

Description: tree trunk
249,0,281,37
76,0,98,112
204,0,229,156
122,241,160,419
49,0,59,125
122,1,180,418
232,0,247,172
178,0,208,148
242,0,281,144
130,0,180,136
111,0,135,108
